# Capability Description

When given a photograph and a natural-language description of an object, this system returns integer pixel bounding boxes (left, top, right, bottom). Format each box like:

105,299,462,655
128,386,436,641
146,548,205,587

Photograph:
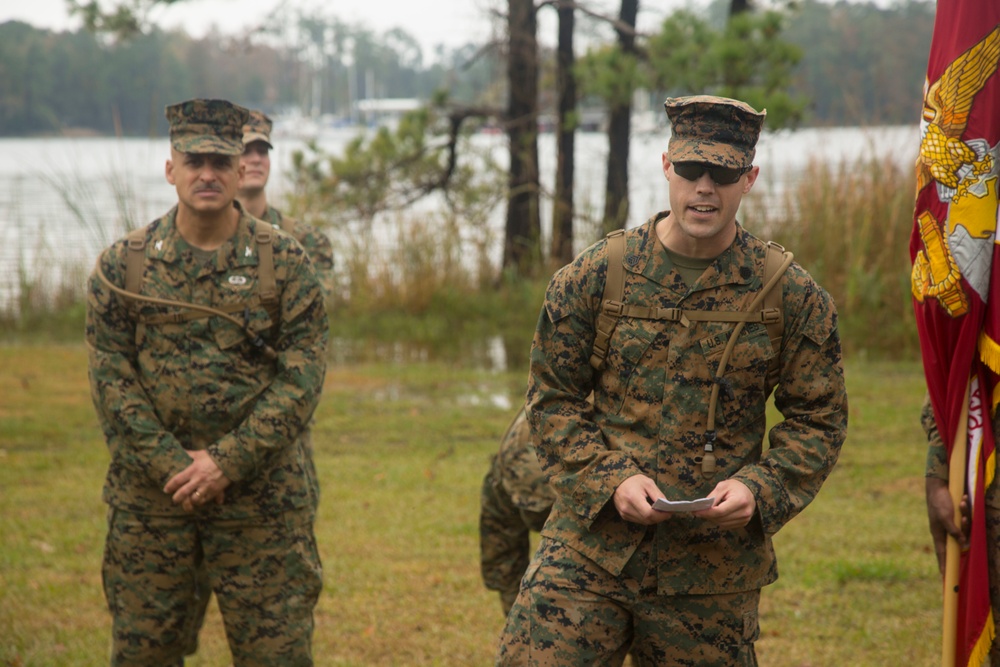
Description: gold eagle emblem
912,25,1000,318
917,25,1000,195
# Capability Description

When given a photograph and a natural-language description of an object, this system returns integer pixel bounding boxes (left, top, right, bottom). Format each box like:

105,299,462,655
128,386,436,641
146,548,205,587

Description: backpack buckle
603,300,624,316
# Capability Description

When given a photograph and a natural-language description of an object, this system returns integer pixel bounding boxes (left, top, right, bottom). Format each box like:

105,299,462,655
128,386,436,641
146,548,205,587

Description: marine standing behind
497,95,848,665
480,406,556,615
237,109,334,296
86,98,327,665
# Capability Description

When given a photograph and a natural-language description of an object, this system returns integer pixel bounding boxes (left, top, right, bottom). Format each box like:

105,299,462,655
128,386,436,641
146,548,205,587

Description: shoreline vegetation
1,153,919,363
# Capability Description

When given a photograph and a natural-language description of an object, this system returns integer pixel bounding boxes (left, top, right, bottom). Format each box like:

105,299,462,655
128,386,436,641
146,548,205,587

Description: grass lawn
0,345,942,666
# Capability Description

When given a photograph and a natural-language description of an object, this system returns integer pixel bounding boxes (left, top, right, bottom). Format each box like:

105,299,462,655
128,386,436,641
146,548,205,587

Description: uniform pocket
101,507,120,614
520,553,544,589
596,320,657,415
210,302,275,352
134,317,186,382
738,605,761,666
280,510,324,607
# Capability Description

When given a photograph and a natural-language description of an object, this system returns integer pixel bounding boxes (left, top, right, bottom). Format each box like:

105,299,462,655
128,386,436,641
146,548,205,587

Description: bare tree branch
537,0,644,39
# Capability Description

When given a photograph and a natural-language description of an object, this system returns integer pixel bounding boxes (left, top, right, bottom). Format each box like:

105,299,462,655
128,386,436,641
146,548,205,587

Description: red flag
910,1,999,665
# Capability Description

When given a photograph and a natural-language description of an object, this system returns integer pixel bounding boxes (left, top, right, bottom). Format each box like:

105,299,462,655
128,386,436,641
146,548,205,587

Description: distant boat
271,113,324,141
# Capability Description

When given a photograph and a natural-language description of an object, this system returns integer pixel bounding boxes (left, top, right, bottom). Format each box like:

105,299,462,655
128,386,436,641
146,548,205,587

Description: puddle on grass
328,334,530,374
329,334,530,411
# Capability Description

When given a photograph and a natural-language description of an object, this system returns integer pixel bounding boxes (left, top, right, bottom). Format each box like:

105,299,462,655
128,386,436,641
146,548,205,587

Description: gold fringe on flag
967,608,995,667
978,332,1000,379
988,449,996,492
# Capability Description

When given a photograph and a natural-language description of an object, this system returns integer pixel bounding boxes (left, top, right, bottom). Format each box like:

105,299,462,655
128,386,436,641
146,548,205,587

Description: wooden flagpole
941,388,969,667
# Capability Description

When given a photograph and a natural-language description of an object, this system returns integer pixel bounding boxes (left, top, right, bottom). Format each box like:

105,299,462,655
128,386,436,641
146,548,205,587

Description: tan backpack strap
255,226,278,309
700,241,793,479
138,299,259,325
125,227,147,295
763,241,792,386
590,229,626,370
763,242,789,347
611,305,780,326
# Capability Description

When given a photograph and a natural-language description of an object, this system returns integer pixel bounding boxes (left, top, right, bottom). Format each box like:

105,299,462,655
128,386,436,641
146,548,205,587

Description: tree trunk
602,0,639,234
550,1,577,269
729,0,752,16
503,0,542,276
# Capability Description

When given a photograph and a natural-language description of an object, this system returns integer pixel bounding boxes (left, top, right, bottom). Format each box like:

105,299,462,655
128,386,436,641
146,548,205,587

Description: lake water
0,124,920,310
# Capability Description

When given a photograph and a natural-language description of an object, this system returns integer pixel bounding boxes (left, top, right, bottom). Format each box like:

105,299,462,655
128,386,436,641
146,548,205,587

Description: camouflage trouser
496,536,760,667
180,428,321,656
179,565,211,656
988,478,1000,662
301,425,320,508
102,506,323,666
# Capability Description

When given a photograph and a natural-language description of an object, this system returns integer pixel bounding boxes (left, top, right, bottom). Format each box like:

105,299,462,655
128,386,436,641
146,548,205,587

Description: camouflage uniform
263,206,334,297
87,99,327,666
497,96,848,666
480,407,556,614
256,204,331,510
921,398,1000,661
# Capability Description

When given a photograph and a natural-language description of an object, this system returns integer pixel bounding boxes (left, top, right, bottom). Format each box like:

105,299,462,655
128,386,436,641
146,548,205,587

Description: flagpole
941,387,969,667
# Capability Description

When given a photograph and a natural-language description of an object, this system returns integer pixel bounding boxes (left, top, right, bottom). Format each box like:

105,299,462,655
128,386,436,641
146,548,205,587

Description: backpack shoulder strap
587,231,793,375
124,226,147,295
255,225,279,318
123,222,279,314
700,240,793,477
762,241,793,386
589,229,626,370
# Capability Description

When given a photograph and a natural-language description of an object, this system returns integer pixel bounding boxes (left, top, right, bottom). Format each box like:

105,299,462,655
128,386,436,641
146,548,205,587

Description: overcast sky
0,0,707,54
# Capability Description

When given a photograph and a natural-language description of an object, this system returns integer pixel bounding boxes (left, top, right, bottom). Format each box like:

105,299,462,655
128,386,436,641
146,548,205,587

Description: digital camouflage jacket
87,204,328,518
526,212,848,595
264,205,334,297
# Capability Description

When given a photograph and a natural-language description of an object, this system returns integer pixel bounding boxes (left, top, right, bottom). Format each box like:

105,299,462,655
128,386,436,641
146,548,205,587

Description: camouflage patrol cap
243,109,274,148
664,95,766,169
165,98,249,156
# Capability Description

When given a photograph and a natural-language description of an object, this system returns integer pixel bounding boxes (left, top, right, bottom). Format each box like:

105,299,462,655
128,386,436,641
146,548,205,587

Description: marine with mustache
86,98,328,666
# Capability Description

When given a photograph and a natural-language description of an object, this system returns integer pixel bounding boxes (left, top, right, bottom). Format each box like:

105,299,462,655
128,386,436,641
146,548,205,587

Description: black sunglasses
672,162,751,185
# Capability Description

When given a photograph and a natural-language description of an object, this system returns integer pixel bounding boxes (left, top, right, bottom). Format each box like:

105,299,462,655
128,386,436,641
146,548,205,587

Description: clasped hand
163,449,231,512
613,474,757,529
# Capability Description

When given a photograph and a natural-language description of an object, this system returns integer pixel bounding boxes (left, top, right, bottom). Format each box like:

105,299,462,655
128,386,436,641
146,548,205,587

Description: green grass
0,346,943,666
